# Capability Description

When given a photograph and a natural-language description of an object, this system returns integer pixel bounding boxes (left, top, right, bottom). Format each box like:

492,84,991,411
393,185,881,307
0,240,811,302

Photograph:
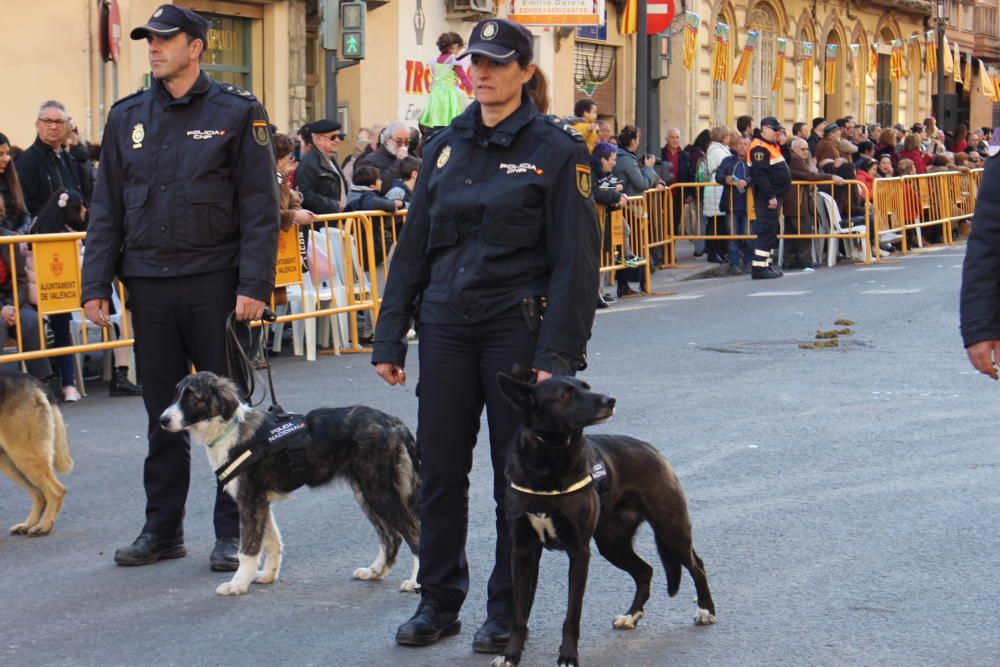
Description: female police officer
372,18,600,654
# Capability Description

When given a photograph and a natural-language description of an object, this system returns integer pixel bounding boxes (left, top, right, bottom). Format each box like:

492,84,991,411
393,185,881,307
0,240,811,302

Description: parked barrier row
595,198,653,294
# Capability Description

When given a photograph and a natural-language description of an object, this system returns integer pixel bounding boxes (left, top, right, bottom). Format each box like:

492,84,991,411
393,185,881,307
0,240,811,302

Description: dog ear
509,363,537,383
548,355,573,377
497,372,535,410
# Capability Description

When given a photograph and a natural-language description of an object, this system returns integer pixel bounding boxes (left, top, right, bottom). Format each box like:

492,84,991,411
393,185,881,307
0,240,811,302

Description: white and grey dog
160,371,421,596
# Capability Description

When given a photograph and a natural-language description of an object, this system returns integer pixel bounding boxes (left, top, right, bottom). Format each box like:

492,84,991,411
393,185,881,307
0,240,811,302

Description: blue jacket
715,154,752,213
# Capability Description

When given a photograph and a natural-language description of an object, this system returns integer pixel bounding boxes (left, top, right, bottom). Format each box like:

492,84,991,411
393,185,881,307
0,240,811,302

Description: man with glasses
15,100,83,215
356,120,412,195
295,119,349,215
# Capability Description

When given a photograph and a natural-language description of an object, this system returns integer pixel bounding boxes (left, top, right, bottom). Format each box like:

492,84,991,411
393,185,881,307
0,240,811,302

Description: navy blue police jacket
747,134,791,203
371,99,601,373
81,72,279,304
961,156,1000,347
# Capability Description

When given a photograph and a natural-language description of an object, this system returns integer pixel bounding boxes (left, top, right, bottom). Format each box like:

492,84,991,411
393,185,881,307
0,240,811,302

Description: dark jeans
124,270,242,540
727,211,753,268
3,305,51,379
415,316,537,618
47,312,75,388
753,197,782,254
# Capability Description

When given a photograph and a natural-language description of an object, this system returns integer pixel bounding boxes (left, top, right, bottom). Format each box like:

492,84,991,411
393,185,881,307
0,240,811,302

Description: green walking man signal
340,1,365,60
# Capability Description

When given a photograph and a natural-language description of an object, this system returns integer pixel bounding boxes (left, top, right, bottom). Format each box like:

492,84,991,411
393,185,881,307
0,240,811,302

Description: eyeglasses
319,133,343,141
38,118,66,126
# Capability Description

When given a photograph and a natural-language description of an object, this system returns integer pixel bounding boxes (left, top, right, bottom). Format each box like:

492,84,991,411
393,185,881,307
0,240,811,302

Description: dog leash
225,308,286,416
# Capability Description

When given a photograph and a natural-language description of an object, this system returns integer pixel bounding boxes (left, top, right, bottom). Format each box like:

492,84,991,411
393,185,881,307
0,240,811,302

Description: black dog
493,368,716,667
160,371,421,596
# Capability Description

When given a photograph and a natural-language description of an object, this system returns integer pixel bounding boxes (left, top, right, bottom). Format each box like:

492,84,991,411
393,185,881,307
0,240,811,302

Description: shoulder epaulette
220,83,257,101
111,87,147,109
544,115,584,143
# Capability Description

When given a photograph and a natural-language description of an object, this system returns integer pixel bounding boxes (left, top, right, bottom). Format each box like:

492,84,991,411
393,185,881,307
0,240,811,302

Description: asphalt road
1,245,997,667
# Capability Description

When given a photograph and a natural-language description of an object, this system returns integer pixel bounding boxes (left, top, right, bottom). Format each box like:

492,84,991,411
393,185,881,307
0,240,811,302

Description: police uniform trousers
752,196,783,267
124,269,241,540
415,314,536,618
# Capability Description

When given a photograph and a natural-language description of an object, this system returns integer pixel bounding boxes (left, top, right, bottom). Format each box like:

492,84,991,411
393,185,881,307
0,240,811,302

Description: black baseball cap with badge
130,4,209,46
760,117,784,132
457,18,533,64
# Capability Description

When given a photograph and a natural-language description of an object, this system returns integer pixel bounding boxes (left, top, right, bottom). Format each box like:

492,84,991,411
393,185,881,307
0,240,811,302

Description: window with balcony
749,2,777,121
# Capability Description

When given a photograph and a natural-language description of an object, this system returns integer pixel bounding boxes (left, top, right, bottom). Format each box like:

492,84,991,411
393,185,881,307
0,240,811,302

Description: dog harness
214,412,311,490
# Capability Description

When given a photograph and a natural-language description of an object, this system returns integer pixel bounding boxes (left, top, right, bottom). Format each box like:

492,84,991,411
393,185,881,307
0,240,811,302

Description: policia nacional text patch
576,164,592,198
252,121,270,147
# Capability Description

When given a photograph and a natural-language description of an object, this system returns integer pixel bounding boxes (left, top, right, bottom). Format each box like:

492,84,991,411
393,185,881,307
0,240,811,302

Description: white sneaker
62,386,82,402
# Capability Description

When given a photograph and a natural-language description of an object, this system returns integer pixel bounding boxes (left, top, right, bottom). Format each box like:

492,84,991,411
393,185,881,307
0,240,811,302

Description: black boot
396,596,462,647
114,533,186,566
751,266,783,280
473,615,518,654
210,538,240,572
109,367,142,397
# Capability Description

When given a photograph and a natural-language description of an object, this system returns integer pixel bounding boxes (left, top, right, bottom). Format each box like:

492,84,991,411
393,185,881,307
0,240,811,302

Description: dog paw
612,611,644,630
255,570,278,585
216,580,250,596
694,608,717,626
557,657,579,667
9,523,30,535
399,579,420,593
352,566,387,581
490,657,517,667
26,523,52,537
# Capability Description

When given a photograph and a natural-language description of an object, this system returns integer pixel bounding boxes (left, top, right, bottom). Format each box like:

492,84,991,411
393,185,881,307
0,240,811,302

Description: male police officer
961,148,1000,378
747,117,791,279
81,5,279,569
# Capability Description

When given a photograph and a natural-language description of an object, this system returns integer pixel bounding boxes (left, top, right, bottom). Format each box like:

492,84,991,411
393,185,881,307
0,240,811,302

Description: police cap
458,18,533,64
130,4,209,47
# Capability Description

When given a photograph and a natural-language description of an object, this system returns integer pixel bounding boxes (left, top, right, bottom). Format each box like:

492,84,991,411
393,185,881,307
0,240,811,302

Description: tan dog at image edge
0,372,73,535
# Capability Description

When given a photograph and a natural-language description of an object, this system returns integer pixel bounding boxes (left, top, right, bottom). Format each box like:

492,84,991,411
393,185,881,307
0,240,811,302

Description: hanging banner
733,30,758,85
979,60,994,98
943,35,954,74
849,43,860,73
801,42,814,94
953,43,963,83
711,22,730,82
890,39,904,80
771,37,787,92
964,52,972,88
924,30,937,74
869,43,878,81
682,12,700,71
824,44,838,95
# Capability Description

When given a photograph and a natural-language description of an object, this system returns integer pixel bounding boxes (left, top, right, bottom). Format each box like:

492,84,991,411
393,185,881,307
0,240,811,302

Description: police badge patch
575,164,592,198
131,123,145,149
252,121,270,147
436,145,451,169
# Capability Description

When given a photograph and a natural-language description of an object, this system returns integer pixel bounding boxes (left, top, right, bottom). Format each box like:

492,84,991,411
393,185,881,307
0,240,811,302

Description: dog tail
52,405,74,475
655,536,683,597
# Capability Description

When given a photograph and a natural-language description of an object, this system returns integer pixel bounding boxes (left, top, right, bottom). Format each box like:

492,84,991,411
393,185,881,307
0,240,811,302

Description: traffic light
321,0,338,51
340,0,365,60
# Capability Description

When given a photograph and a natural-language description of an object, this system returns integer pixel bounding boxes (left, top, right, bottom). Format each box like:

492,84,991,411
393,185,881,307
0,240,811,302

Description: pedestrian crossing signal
340,1,365,60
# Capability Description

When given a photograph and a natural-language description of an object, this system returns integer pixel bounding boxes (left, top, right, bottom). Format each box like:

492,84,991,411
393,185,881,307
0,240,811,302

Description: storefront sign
275,226,303,287
509,0,602,26
34,240,81,314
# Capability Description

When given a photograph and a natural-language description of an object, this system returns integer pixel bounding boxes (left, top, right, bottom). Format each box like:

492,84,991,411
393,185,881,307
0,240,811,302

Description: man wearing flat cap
294,118,349,215
82,4,279,571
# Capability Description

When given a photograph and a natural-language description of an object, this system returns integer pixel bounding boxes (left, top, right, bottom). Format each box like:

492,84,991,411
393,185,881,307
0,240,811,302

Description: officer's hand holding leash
966,340,1000,380
83,299,111,328
234,295,267,321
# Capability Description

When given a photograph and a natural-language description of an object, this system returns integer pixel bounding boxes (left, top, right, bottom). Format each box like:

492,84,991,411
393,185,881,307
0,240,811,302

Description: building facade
0,1,933,156
941,0,1000,132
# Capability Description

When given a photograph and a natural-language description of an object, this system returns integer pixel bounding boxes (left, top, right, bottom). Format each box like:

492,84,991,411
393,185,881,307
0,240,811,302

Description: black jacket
81,72,279,303
356,145,402,195
15,136,83,215
748,133,791,202
961,156,1000,346
296,147,349,215
371,100,601,372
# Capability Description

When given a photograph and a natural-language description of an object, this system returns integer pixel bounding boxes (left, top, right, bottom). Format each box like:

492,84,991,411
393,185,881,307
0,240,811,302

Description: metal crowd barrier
661,182,753,267
0,231,133,368
595,198,653,295
268,212,380,359
781,179,873,265
872,168,983,253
